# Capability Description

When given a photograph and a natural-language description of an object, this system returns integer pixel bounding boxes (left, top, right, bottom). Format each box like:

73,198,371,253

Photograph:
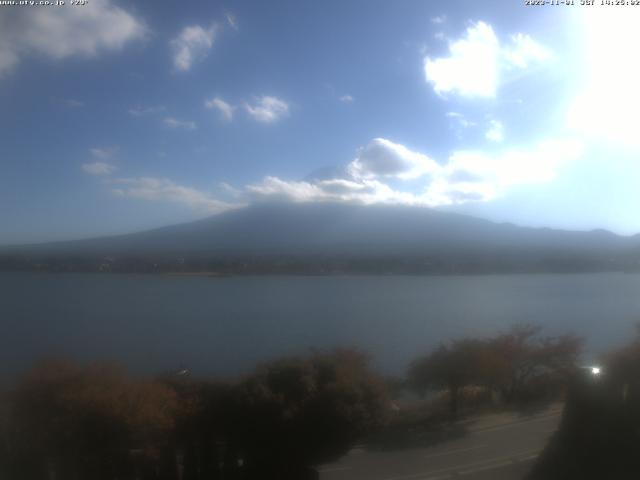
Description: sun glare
567,8,640,147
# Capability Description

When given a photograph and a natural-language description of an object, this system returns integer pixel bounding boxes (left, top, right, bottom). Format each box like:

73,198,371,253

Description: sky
1,0,640,245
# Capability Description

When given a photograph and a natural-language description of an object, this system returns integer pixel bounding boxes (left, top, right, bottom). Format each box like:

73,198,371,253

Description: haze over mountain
2,203,639,275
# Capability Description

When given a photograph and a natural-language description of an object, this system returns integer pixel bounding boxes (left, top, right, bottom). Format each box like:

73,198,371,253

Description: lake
1,272,639,382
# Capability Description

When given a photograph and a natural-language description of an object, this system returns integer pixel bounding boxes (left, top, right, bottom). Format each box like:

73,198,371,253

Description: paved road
319,406,561,480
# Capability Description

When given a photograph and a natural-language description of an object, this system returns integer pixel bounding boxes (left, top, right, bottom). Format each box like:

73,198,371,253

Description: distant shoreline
162,271,232,278
0,268,635,278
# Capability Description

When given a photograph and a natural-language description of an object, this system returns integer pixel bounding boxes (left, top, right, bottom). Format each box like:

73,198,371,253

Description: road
319,405,562,480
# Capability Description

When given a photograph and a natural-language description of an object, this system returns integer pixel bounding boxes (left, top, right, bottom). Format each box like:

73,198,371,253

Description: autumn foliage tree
1,350,390,480
408,339,486,419
0,328,582,480
229,349,390,479
158,373,236,480
5,360,178,480
408,325,583,419
483,325,583,403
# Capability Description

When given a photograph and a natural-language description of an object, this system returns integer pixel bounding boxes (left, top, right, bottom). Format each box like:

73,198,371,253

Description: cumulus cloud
164,117,197,130
441,139,583,202
0,0,146,77
347,138,440,180
246,176,418,206
425,21,499,97
100,135,581,214
170,23,218,72
424,21,550,98
111,177,243,213
82,162,116,176
244,96,289,123
485,120,504,142
245,137,582,208
246,175,404,206
340,94,354,104
316,178,375,195
246,177,327,202
245,175,416,207
503,33,552,68
205,96,236,121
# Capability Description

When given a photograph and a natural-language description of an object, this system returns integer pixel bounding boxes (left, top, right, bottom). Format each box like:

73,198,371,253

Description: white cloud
433,32,447,42
164,117,197,130
424,21,550,98
423,176,498,205
246,175,411,207
128,105,165,116
446,111,476,128
246,137,583,209
442,139,583,196
425,21,499,97
89,147,117,160
347,138,440,180
205,96,236,121
0,0,146,77
96,135,582,214
82,162,116,176
485,120,504,142
503,33,552,68
170,23,218,72
111,177,243,213
244,96,290,123
431,15,446,25
247,176,327,202
0,48,18,77
340,94,354,104
225,12,238,30
316,178,375,195
246,176,419,206
65,99,84,108
219,181,243,198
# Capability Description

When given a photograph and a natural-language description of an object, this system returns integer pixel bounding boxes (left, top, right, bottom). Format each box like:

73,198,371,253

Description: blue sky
1,0,640,244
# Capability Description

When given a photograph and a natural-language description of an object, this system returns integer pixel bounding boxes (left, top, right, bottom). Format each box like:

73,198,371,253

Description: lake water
1,272,640,382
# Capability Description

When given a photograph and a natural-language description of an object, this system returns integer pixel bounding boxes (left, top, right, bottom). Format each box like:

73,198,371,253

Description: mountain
2,203,640,274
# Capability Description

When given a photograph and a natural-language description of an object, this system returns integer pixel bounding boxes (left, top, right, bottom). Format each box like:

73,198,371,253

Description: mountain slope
2,203,639,274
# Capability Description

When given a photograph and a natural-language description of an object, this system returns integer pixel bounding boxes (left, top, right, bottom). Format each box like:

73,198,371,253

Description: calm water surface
1,272,640,381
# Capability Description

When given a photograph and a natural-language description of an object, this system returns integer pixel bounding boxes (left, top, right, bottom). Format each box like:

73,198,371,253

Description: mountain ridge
2,203,639,274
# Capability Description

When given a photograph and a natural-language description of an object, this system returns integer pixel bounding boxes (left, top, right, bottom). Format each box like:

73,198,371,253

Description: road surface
319,405,562,480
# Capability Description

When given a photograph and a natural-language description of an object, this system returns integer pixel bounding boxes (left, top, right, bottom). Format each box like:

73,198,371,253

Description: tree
408,326,583,418
159,373,235,480
484,325,582,403
0,389,11,479
529,327,640,479
6,359,178,480
408,339,486,420
229,349,390,479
